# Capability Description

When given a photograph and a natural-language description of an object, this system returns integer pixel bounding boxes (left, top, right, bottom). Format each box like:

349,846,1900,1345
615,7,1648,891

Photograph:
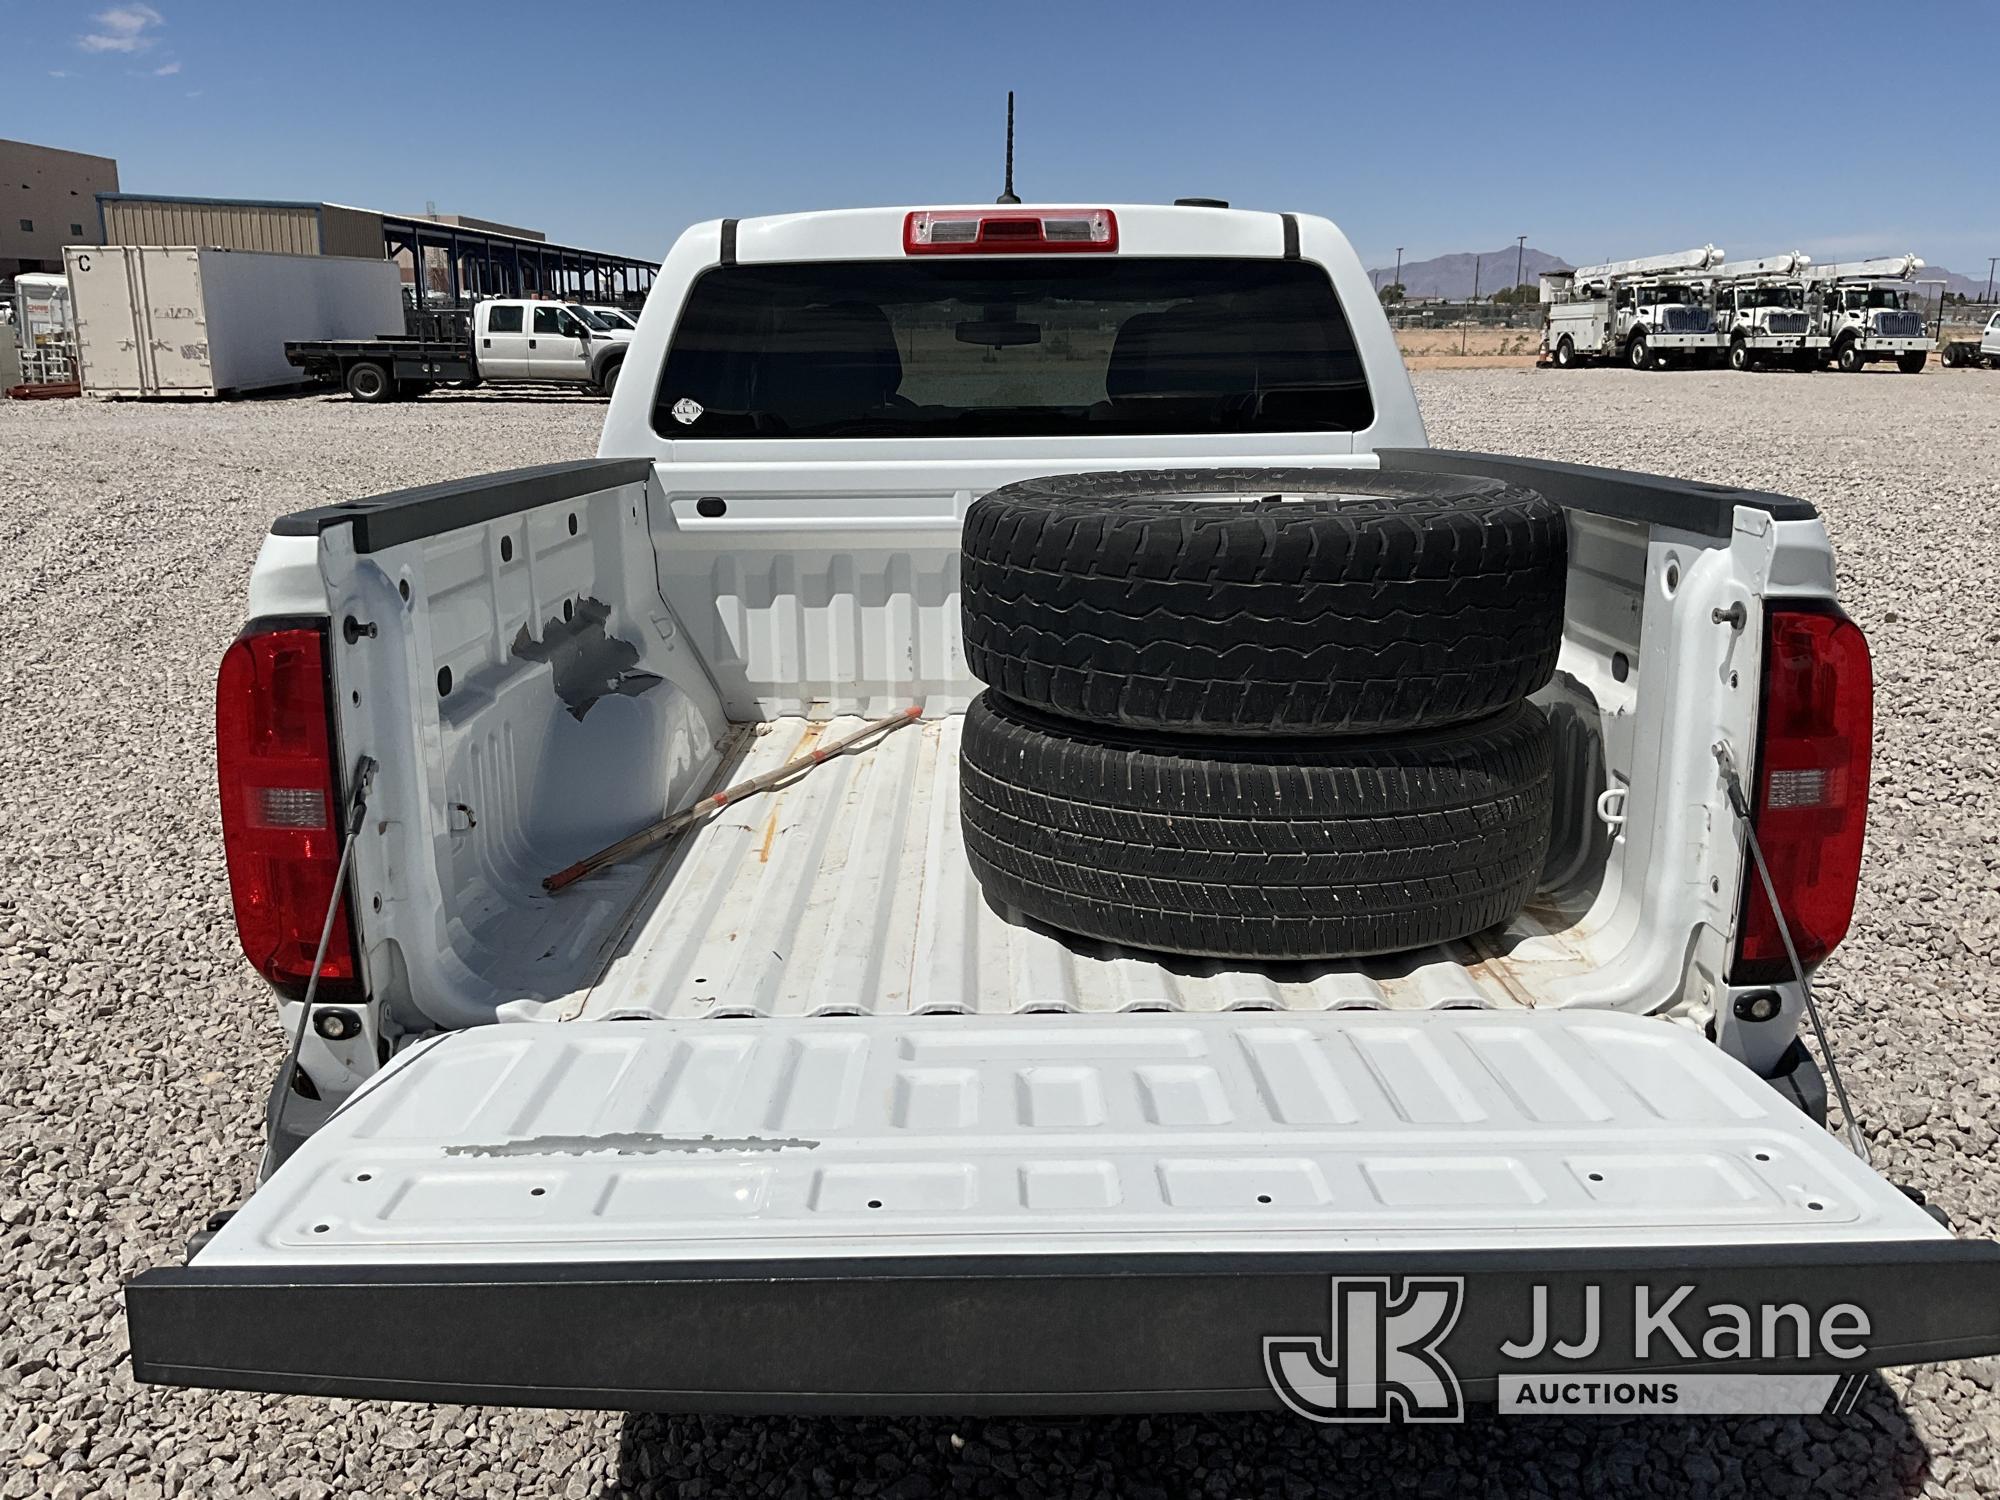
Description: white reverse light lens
1765,768,1828,810
254,786,328,829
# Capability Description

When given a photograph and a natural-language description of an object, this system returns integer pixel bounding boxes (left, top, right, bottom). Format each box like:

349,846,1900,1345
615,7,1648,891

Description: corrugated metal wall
319,204,385,260
100,199,323,256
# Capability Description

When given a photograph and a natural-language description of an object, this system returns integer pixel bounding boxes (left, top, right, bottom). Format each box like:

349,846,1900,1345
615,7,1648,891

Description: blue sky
13,0,1999,277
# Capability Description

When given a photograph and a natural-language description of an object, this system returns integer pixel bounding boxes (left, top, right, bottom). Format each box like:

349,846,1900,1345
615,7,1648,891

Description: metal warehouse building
95,194,657,303
97,195,383,259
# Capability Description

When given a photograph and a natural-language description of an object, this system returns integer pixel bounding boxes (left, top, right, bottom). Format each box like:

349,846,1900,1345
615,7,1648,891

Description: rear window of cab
652,257,1373,439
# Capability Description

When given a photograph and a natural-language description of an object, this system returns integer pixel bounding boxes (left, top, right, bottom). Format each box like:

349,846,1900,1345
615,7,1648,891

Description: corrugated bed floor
576,715,1592,1023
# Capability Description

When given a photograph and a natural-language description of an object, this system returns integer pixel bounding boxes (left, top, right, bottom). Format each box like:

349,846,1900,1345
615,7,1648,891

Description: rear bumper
128,1240,2000,1415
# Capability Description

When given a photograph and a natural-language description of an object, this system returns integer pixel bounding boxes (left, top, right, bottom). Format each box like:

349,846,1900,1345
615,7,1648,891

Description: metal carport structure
381,215,658,306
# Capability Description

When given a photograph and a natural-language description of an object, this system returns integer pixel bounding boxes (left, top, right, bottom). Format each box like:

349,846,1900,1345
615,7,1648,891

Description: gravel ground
4,368,2000,1497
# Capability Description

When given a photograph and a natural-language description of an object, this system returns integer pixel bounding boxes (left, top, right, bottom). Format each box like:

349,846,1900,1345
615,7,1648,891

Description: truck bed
491,713,1601,1026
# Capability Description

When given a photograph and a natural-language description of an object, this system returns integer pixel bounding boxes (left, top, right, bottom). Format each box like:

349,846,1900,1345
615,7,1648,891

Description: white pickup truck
127,203,2000,1415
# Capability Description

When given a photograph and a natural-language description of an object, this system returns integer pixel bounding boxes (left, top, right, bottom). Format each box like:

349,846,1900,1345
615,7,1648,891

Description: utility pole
1515,234,1527,298
1988,256,1998,305
1465,254,1480,355
1393,246,1403,298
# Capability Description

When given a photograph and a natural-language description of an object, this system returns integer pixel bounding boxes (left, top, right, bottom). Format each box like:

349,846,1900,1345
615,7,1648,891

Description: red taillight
1732,604,1873,984
216,621,360,1000
903,209,1118,255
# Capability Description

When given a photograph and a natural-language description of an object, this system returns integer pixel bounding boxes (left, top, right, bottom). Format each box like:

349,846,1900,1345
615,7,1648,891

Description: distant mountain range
1368,247,1989,300
1366,247,1571,300
1913,265,1989,298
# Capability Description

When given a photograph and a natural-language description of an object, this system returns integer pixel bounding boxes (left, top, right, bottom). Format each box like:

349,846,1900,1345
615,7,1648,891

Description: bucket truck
1709,253,1821,372
1802,255,1930,373
1541,246,1727,370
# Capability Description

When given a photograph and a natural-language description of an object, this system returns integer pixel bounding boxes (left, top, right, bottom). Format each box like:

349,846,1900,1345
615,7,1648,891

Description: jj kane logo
1264,1277,1466,1422
1264,1278,1877,1421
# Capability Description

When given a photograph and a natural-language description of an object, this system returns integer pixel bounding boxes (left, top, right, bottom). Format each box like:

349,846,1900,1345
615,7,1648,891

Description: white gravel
3,368,2000,1497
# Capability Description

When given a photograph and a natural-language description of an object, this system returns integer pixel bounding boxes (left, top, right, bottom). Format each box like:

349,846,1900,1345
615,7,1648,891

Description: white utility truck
1803,255,1931,373
1542,246,1727,369
1709,252,1822,372
126,204,2000,1414
286,296,634,401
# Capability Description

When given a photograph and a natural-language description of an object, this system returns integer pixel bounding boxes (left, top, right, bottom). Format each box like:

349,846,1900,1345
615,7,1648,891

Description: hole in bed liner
511,596,662,722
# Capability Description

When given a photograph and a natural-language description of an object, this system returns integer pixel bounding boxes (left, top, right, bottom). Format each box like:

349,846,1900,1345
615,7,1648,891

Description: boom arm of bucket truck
1568,245,1726,285
1801,255,1924,285
1709,253,1813,281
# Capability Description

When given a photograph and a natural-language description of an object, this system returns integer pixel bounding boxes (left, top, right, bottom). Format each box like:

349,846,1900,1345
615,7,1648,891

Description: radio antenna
996,91,1021,204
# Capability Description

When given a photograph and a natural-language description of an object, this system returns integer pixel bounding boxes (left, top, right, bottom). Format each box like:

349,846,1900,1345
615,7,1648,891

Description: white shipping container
64,246,403,398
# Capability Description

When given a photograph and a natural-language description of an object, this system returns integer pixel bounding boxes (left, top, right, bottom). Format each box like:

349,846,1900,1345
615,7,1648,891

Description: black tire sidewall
960,692,1555,961
959,467,1568,738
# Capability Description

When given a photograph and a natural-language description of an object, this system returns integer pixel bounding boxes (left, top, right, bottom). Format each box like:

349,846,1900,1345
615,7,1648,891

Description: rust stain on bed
757,808,780,863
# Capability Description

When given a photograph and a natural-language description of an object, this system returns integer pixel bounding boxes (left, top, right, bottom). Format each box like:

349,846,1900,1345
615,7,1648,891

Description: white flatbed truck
286,297,634,401
1941,311,2000,369
124,203,2000,1415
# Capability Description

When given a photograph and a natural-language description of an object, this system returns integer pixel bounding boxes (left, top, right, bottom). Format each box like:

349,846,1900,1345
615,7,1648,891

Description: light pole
1393,246,1403,299
1987,256,1998,305
1515,234,1527,298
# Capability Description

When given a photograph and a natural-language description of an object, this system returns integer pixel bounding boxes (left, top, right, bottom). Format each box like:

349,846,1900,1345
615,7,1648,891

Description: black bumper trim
127,1240,2000,1415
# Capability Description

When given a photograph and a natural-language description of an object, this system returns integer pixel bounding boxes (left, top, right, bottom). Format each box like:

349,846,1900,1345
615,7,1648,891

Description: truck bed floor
560,715,1595,1024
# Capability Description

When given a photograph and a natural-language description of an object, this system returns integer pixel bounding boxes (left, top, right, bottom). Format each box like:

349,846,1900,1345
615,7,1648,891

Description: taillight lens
904,209,1118,255
1732,604,1873,984
215,621,360,1000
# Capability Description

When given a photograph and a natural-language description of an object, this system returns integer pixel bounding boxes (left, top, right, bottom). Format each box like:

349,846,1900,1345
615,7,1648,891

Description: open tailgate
127,1011,2000,1413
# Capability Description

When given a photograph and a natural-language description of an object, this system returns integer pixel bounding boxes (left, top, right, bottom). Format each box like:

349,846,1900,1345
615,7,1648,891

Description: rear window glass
652,258,1372,439
486,305,523,333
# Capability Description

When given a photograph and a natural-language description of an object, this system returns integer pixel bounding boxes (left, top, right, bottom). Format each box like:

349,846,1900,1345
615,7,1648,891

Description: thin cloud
185,89,203,98
79,4,164,53
152,60,181,75
48,69,75,78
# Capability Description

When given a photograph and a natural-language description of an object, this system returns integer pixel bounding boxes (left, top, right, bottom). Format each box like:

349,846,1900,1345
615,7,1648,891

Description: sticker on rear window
670,398,703,426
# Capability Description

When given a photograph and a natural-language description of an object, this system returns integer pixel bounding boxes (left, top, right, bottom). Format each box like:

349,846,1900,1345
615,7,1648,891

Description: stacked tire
957,468,1567,961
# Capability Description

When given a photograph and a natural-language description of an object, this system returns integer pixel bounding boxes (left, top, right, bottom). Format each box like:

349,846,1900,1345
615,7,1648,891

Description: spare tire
960,467,1565,737
959,691,1554,960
